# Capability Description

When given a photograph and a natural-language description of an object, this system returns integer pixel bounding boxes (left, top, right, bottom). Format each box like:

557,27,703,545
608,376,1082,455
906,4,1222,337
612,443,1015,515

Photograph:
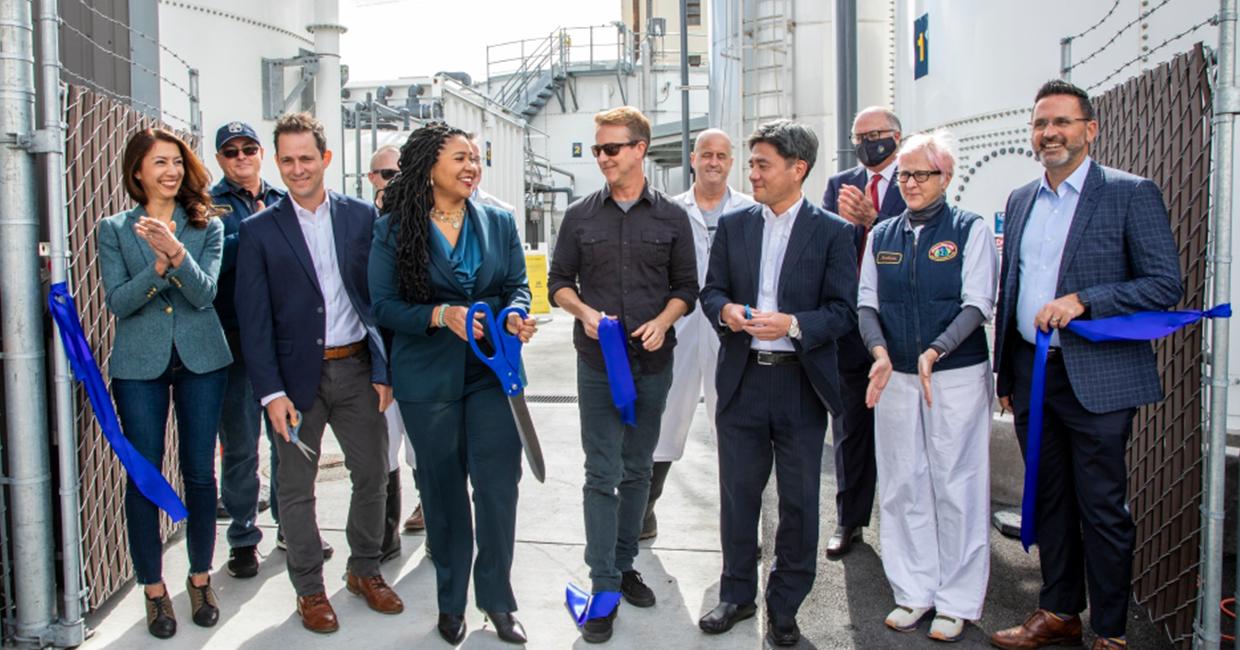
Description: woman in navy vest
858,131,998,641
97,128,231,638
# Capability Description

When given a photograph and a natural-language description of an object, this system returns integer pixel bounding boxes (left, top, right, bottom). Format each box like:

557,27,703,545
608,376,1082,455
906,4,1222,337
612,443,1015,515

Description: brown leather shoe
1091,638,1126,649
346,572,404,614
990,609,1083,649
403,503,426,533
296,592,339,634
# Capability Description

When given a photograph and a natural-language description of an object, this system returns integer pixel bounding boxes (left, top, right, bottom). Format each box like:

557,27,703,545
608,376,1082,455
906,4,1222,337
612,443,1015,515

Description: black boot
641,461,672,540
381,469,401,563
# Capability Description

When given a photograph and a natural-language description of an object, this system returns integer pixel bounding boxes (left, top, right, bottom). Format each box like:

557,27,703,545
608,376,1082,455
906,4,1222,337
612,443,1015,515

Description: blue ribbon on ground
565,583,621,627
597,317,637,426
47,282,188,522
1019,304,1230,551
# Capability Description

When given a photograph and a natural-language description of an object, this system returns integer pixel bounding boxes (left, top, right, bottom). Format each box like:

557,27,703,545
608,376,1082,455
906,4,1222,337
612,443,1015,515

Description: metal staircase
490,29,571,118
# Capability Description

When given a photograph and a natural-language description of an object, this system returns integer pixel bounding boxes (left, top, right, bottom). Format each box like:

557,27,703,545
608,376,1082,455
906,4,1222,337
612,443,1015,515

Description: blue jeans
112,350,227,585
218,332,268,546
577,359,672,592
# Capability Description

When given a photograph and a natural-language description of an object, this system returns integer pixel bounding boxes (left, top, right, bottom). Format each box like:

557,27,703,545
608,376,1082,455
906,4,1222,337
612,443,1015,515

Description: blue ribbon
47,283,188,522
565,583,621,627
597,317,637,426
1019,305,1229,551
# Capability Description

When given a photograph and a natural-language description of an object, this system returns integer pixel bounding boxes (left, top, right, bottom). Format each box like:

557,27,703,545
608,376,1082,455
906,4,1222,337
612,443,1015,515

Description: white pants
875,361,991,620
384,402,415,472
654,309,719,462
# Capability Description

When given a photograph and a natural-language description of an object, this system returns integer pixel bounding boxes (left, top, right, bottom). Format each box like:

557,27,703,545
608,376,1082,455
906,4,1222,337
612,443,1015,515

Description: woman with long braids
97,128,231,638
368,122,537,645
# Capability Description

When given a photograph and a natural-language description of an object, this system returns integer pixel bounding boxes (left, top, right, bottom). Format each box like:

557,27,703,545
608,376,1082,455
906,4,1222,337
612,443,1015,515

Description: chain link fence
63,84,196,609
1091,44,1213,648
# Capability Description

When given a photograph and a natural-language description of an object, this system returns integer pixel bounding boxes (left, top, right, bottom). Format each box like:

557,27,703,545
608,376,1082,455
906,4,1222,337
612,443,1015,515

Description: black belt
749,350,799,366
1020,339,1062,360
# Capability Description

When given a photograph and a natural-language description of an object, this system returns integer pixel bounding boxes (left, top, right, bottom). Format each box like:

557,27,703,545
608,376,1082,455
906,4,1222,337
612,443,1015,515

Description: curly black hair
382,121,468,303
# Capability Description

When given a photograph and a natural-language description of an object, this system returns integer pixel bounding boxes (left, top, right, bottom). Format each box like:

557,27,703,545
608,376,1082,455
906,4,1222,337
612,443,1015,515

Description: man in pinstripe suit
990,80,1182,650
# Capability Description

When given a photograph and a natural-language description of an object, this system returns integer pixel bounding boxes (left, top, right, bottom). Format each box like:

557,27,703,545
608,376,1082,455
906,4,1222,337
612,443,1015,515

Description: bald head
691,128,735,193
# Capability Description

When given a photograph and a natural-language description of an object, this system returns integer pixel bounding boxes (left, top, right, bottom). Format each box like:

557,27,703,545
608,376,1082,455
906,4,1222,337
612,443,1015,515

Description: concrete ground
82,310,1172,649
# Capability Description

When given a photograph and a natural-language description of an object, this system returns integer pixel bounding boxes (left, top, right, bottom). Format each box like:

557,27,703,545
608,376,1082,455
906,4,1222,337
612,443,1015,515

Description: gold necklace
430,206,465,230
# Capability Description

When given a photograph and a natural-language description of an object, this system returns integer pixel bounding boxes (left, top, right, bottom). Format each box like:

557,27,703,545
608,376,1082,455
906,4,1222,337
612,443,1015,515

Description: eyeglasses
851,129,896,144
897,170,943,184
1030,117,1091,132
371,168,398,180
591,140,640,157
220,144,260,159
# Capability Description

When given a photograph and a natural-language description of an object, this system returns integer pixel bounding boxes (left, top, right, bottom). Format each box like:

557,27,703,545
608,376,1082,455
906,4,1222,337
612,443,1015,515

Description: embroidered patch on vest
928,241,958,262
875,251,902,265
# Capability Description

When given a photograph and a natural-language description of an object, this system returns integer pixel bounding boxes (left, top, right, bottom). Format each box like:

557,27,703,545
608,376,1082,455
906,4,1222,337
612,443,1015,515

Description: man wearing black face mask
820,106,906,558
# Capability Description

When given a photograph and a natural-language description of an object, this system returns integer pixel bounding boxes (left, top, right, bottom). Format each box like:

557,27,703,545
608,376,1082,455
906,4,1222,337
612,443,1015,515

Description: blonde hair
594,106,652,146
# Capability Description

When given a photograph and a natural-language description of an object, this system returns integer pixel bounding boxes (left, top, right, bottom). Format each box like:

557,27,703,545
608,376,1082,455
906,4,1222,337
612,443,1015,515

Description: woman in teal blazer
96,128,231,639
369,123,536,646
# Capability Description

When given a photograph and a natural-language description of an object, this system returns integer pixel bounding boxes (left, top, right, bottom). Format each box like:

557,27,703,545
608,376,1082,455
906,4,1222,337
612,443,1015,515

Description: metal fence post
188,67,202,147
36,0,86,645
0,0,57,644
1060,37,1072,81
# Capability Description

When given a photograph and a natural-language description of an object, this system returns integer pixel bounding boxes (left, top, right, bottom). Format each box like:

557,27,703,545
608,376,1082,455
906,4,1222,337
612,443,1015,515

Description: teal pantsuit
369,200,531,614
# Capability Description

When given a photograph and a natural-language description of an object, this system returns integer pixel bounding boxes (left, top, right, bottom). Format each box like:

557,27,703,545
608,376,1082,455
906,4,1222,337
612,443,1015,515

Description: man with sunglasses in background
818,107,907,559
365,144,428,563
548,106,698,643
210,121,294,579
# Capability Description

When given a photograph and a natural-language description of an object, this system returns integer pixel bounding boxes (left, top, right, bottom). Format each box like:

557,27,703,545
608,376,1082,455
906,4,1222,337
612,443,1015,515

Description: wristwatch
788,315,801,339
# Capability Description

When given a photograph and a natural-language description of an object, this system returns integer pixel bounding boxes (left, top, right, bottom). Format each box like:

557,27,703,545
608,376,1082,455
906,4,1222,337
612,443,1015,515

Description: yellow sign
525,254,551,314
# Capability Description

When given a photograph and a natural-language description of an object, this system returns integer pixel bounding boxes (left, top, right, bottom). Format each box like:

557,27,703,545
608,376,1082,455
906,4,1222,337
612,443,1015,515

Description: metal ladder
741,0,792,135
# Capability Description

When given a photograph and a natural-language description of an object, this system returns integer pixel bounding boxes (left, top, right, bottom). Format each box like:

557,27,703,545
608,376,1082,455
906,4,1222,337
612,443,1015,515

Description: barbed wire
1065,0,1176,72
1064,0,1122,43
1086,15,1218,91
61,69,194,130
59,18,194,99
72,0,195,73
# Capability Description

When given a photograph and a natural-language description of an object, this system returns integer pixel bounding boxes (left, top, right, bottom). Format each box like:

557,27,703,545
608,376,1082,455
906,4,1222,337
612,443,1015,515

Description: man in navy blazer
235,113,401,634
990,81,1182,650
698,120,857,647
819,106,907,558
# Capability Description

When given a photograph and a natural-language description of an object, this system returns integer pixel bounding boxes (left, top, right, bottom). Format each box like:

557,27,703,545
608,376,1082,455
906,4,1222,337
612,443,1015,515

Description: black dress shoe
825,525,863,558
437,613,467,645
767,611,801,647
581,607,617,644
699,601,757,634
227,545,259,578
485,611,527,644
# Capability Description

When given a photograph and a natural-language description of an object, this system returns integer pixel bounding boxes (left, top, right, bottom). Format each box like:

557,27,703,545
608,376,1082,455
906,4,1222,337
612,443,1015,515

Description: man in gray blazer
990,80,1182,650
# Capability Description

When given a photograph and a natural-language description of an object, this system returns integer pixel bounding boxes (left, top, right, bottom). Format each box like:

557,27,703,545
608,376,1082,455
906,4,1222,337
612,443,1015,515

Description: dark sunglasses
591,140,640,157
372,168,399,181
220,144,260,159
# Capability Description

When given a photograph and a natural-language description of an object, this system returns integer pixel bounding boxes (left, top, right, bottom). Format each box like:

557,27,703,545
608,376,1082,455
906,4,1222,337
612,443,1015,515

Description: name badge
875,251,902,265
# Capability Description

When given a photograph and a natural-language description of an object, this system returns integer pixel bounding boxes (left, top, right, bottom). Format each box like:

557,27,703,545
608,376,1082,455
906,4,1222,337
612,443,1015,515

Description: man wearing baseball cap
209,121,295,579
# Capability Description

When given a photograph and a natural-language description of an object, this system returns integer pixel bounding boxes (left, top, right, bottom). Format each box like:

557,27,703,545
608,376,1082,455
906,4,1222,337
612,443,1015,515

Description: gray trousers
276,352,388,596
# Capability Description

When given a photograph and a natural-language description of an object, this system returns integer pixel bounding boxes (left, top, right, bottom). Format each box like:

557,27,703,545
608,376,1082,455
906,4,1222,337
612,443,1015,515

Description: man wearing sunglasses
548,106,698,644
818,107,907,560
209,121,291,579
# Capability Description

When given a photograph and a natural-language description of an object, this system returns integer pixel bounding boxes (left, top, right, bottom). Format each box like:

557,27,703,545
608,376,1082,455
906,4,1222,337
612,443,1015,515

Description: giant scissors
467,302,546,483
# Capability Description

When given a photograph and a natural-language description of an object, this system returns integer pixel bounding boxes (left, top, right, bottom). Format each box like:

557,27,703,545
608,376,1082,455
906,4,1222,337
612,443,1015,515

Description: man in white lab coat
643,129,755,539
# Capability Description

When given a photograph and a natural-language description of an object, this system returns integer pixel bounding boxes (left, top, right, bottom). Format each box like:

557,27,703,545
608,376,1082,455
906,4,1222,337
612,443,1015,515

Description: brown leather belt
323,340,366,360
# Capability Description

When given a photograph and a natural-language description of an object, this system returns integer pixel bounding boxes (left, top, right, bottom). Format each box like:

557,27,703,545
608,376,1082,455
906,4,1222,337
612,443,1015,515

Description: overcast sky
340,0,622,84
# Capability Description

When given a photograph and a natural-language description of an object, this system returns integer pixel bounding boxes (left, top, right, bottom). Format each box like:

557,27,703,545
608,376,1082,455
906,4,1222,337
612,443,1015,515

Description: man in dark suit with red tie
819,107,907,557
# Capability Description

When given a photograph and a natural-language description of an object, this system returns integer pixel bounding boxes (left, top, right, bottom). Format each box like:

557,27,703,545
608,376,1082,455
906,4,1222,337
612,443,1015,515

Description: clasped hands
836,184,879,228
440,306,538,344
579,308,673,352
720,303,793,340
133,217,184,274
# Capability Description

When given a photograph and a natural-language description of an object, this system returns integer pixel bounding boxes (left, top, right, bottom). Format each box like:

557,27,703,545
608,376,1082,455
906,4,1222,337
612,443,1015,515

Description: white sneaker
928,614,965,642
885,605,931,631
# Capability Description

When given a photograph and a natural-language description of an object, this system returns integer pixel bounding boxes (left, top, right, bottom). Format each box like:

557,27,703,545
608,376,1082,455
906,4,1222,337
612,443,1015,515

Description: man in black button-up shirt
548,106,697,642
